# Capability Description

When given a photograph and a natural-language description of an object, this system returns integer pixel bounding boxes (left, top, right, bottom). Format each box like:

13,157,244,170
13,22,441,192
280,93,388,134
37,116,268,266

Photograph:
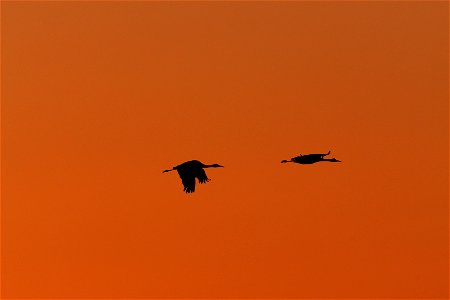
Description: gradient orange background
1,1,448,298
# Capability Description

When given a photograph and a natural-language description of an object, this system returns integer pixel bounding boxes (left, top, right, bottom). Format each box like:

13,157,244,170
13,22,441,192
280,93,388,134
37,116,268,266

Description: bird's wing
177,169,196,193
196,168,210,184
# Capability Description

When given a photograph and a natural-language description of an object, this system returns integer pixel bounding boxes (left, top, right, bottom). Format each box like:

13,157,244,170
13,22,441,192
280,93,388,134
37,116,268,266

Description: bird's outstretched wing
176,169,196,193
196,168,210,184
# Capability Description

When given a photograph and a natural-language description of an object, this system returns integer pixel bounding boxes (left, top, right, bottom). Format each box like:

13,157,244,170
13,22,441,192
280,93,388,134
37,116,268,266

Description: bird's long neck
281,160,292,163
202,163,224,168
203,164,216,168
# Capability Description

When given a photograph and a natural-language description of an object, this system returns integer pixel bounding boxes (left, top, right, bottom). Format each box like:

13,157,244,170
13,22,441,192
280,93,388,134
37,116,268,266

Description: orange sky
1,1,448,298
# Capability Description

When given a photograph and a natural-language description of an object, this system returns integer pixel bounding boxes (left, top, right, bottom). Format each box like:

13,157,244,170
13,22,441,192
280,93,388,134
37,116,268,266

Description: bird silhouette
163,160,224,193
281,151,341,164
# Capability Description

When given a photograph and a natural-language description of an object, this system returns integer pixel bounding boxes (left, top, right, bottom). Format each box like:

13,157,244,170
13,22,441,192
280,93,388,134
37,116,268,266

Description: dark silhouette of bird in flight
281,151,341,164
163,160,224,193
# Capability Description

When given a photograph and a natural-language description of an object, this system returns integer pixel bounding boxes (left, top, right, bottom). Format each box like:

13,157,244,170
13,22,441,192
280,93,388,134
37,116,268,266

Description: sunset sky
2,1,448,298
